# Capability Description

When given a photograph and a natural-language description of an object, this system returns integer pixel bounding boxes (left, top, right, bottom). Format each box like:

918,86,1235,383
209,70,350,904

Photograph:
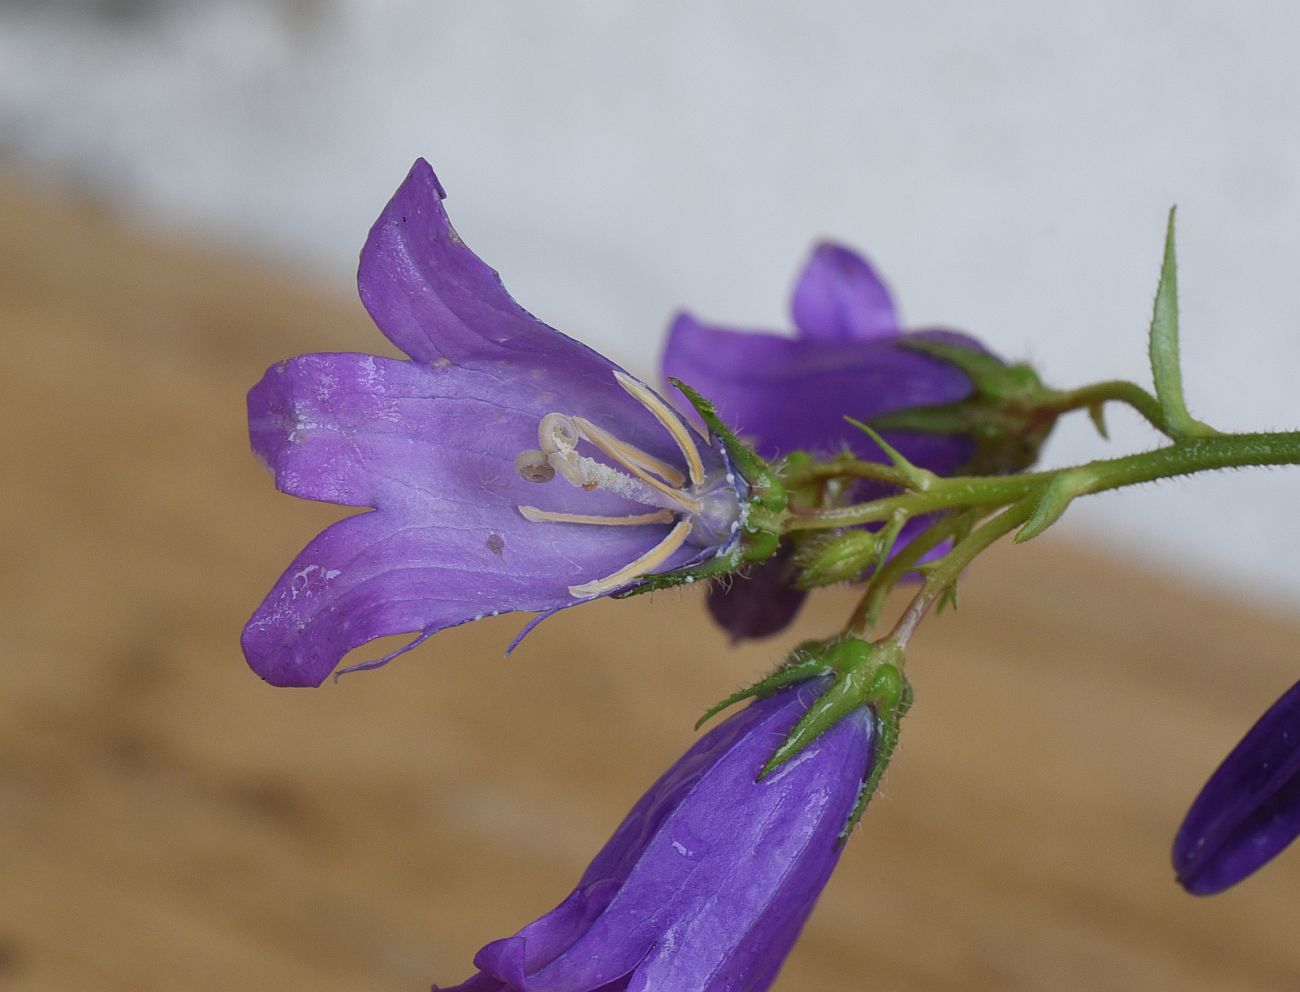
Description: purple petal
663,313,979,469
1174,679,1300,894
357,159,653,428
249,217,731,688
249,351,468,509
248,352,694,514
528,688,872,992
790,242,898,342
241,493,696,687
438,697,788,991
436,686,873,992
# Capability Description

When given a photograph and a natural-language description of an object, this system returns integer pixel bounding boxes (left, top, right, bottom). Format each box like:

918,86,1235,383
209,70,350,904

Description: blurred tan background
3,171,1300,991
4,4,1300,988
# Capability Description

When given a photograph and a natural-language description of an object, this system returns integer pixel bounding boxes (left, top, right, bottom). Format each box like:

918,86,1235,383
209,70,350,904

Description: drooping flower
434,681,875,992
1173,678,1300,894
242,160,753,687
662,243,1000,640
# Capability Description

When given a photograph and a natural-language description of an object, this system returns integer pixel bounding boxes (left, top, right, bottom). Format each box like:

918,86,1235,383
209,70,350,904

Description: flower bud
796,529,883,588
1173,678,1300,894
435,683,875,991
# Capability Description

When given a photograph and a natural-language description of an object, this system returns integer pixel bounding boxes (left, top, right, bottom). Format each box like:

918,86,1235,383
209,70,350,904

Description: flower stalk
785,429,1300,536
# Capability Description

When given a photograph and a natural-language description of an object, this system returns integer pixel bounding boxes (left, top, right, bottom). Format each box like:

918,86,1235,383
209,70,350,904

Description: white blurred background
2,0,1297,608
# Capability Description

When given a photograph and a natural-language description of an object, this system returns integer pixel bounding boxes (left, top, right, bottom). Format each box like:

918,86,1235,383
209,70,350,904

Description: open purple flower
1173,678,1300,894
434,682,875,992
243,160,746,687
662,243,994,640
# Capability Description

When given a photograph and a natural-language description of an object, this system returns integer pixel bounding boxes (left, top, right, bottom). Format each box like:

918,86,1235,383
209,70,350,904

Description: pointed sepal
845,417,939,491
757,638,905,770
670,377,788,516
839,663,912,841
695,641,833,729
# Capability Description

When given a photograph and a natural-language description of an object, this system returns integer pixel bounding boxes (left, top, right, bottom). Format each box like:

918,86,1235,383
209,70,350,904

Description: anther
569,520,693,598
613,371,706,486
518,506,673,527
514,450,555,484
539,413,580,455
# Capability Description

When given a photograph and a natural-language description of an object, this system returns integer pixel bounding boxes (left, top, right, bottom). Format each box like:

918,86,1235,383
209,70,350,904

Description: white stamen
568,520,693,598
518,506,674,527
547,446,699,513
533,411,700,514
539,412,581,455
514,449,555,483
570,415,687,488
613,371,706,487
571,415,697,510
517,372,741,594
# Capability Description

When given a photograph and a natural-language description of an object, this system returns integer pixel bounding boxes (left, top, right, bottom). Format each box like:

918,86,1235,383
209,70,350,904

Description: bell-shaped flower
434,682,875,992
1173,678,1300,894
242,160,751,687
662,243,996,640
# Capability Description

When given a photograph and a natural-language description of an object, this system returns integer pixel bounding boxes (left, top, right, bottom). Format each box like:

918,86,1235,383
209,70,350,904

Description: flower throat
514,371,740,597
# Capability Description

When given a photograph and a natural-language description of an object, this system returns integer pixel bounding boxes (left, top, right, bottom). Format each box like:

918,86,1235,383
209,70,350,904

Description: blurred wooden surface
2,174,1299,992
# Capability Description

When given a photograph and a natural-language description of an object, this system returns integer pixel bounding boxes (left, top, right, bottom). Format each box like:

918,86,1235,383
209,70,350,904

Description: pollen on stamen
515,449,555,483
539,413,580,455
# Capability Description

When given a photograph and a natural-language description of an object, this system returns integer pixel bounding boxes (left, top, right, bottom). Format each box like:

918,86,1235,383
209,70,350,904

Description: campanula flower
662,243,995,640
1173,678,1300,894
243,160,749,686
434,682,875,992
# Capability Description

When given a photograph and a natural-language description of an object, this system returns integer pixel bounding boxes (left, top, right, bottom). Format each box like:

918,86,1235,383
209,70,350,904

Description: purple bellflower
662,244,993,640
243,160,749,687
434,682,875,992
1174,678,1300,894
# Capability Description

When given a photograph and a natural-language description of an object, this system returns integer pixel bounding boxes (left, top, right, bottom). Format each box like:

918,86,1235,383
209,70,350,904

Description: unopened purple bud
434,683,875,992
1173,678,1300,895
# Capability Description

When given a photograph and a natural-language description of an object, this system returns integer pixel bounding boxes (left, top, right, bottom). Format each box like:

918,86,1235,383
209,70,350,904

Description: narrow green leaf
1148,207,1199,437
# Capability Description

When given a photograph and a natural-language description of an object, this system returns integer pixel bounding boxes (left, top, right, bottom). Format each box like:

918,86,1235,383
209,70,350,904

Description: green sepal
844,417,938,491
839,667,913,842
760,665,870,778
758,638,902,776
1146,208,1217,440
669,377,788,515
700,637,912,839
740,527,780,563
614,546,743,598
695,644,832,729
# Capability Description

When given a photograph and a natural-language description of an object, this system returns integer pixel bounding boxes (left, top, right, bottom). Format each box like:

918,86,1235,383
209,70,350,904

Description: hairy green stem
1039,379,1172,439
790,430,1300,533
845,511,972,636
888,500,1035,649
